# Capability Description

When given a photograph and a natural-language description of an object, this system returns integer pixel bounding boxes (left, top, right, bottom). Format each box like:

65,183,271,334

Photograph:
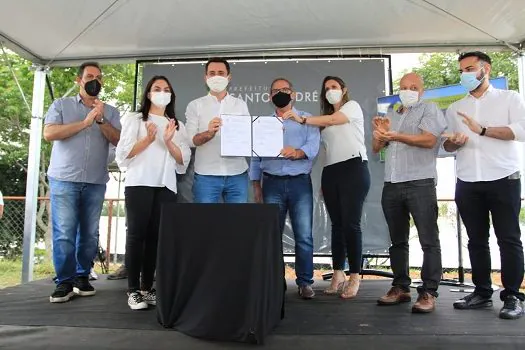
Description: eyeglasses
271,88,292,94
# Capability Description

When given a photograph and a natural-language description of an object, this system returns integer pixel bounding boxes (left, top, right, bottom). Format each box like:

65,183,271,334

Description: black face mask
272,91,292,108
84,79,102,97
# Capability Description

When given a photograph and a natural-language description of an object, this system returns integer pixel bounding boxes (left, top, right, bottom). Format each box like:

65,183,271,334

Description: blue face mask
460,69,485,92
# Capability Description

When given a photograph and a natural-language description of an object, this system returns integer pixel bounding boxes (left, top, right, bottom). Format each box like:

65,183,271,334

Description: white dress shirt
185,94,250,176
115,112,191,193
445,85,525,182
321,100,368,166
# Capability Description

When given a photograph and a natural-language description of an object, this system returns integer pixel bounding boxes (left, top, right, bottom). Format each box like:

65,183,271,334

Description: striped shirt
384,101,447,183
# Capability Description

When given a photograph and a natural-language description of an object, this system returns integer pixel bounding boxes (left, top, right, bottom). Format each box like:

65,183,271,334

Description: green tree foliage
0,50,135,258
101,201,126,217
395,52,518,92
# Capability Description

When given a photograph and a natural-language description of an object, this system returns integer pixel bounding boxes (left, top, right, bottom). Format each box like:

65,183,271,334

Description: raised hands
83,99,105,127
372,116,391,132
163,119,177,144
442,132,469,146
372,116,396,142
457,111,482,135
145,121,157,143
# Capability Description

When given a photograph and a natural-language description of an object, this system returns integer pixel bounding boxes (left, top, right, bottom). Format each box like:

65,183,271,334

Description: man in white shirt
443,51,525,320
185,57,250,203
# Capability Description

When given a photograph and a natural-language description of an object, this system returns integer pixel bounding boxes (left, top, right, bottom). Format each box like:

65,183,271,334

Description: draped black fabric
156,203,284,344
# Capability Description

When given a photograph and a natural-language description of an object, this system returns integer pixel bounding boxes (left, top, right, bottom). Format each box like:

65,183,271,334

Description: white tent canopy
1,0,525,66
2,0,525,283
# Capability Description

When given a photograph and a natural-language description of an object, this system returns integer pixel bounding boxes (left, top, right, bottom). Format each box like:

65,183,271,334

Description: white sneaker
141,289,156,306
127,291,148,310
89,268,98,281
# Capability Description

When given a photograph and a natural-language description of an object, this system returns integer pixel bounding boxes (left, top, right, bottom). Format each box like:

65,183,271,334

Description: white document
252,116,283,157
220,114,252,156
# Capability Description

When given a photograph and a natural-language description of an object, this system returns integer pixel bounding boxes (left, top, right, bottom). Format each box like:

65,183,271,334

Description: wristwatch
300,117,307,124
480,127,487,136
96,117,105,125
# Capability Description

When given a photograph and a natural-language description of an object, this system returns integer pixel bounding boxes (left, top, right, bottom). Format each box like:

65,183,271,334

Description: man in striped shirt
372,73,447,313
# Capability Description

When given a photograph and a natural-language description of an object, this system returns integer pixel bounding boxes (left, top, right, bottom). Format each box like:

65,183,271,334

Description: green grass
0,259,119,289
0,259,55,289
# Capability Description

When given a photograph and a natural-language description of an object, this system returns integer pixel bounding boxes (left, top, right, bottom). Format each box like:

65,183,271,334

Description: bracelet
300,117,306,124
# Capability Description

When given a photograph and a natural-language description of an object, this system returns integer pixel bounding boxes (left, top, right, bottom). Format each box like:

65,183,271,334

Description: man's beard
471,69,486,93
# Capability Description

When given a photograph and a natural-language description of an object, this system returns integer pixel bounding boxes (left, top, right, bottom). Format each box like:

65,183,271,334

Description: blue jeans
49,178,106,284
262,173,314,286
193,172,249,203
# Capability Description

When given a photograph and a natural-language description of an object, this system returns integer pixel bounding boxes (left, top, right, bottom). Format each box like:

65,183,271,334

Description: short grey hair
270,77,294,90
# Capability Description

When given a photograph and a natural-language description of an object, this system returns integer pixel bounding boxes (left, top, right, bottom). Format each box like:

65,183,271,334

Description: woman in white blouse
116,76,191,310
283,76,370,299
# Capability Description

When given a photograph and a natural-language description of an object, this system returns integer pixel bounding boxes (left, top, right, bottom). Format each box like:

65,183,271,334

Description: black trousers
456,176,524,301
125,186,177,292
322,158,370,273
381,179,442,296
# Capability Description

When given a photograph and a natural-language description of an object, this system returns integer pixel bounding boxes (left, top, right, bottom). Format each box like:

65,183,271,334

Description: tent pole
21,65,48,283
114,171,122,264
518,53,525,104
518,52,525,250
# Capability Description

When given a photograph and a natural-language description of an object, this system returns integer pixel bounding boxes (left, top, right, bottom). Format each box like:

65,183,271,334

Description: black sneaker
453,292,492,309
499,295,525,320
50,283,74,303
73,276,96,297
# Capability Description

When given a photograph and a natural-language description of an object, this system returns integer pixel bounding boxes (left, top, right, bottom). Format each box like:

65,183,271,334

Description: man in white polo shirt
185,57,251,203
443,51,525,320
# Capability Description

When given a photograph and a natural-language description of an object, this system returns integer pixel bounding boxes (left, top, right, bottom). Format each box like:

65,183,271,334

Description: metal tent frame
0,0,524,283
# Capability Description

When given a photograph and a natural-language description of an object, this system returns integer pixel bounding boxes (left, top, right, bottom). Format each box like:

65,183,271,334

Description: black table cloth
156,203,284,344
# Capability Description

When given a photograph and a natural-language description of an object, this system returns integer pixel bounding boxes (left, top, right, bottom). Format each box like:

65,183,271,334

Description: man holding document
249,78,320,299
185,57,251,203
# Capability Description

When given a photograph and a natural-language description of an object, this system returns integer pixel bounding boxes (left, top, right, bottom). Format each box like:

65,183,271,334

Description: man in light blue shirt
250,78,320,299
43,62,121,304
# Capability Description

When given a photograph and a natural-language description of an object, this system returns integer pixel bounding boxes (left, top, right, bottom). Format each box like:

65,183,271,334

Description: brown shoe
107,265,127,280
412,292,436,313
377,286,412,305
298,285,315,299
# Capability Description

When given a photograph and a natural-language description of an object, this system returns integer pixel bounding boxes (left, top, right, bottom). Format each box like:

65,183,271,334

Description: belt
263,172,309,179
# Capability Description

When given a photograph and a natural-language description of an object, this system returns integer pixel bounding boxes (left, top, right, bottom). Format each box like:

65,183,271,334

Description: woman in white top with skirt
283,76,370,299
116,76,191,310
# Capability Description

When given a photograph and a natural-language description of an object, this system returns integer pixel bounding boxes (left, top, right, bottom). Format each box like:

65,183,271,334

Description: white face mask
206,76,229,93
326,89,343,105
150,91,171,107
399,89,420,107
